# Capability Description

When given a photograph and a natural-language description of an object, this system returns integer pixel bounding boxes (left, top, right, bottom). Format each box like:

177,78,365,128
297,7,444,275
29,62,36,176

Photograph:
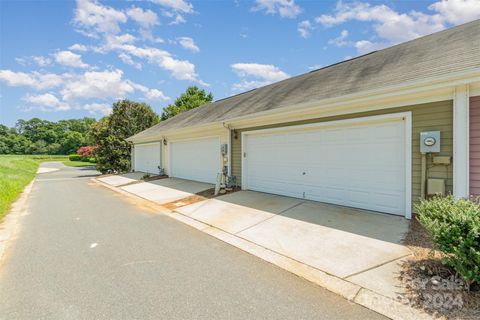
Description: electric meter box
220,143,228,155
420,131,441,153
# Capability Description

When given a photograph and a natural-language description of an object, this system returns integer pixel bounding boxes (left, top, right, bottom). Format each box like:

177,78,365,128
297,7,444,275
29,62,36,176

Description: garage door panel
134,143,161,174
170,138,220,184
244,119,406,215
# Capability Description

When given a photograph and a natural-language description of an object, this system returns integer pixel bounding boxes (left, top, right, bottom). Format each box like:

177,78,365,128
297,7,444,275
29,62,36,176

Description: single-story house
127,20,480,219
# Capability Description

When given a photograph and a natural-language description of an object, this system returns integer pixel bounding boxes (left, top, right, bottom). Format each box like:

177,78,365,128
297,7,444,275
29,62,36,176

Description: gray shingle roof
129,20,480,142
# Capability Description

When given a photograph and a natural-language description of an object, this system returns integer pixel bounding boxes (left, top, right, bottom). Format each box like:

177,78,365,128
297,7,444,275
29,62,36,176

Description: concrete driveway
176,190,411,279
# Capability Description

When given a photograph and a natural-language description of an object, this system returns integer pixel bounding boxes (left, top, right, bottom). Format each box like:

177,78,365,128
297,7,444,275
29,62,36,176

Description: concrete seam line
342,253,413,280
91,179,171,215
233,201,306,235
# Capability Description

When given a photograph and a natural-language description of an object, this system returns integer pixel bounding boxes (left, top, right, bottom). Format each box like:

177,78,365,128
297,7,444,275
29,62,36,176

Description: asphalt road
0,163,386,320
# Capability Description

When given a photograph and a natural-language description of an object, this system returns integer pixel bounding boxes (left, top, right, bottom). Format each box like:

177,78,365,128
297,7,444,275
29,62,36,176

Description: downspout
421,153,426,200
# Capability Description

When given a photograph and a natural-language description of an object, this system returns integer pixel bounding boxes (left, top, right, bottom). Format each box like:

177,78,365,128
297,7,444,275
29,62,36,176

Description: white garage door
134,142,161,174
169,137,220,184
243,117,408,215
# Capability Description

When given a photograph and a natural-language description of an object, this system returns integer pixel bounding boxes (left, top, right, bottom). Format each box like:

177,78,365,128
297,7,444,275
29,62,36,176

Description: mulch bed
142,175,169,182
162,187,241,210
399,216,480,319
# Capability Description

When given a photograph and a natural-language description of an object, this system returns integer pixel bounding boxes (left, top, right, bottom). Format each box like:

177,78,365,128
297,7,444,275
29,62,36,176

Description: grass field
0,155,68,220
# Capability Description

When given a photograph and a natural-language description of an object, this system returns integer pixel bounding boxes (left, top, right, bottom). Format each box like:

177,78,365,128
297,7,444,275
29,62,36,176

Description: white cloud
169,14,186,25
252,0,302,18
231,63,290,91
177,37,199,53
131,82,170,101
61,69,135,101
354,40,388,55
54,50,89,68
118,53,142,69
297,20,313,38
69,43,88,52
308,64,322,71
149,0,193,13
149,0,193,24
23,93,70,111
73,0,127,37
329,29,350,47
429,0,480,25
32,56,52,66
126,7,159,28
0,70,63,90
117,44,200,82
316,0,480,55
84,103,112,115
15,56,51,67
145,88,169,101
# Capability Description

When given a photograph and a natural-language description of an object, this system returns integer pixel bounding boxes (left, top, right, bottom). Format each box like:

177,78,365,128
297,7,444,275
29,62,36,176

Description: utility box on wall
427,178,445,196
420,131,441,153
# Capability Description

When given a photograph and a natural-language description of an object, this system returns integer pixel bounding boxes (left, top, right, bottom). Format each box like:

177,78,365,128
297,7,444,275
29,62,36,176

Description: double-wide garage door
169,137,220,184
243,117,407,215
134,142,161,174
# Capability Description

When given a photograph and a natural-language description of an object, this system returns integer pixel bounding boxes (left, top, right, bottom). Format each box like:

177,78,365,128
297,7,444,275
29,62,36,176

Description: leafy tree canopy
90,99,159,174
0,117,96,155
161,86,213,121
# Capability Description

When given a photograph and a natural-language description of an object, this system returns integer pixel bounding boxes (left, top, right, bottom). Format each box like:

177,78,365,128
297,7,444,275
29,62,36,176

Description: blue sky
1,0,479,127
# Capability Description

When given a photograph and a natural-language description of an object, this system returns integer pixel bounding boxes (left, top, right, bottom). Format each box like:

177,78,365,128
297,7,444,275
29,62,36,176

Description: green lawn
0,155,68,220
63,160,96,167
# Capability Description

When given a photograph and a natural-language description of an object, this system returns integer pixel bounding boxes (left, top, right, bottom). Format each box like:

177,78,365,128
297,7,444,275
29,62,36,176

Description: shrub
76,146,98,157
69,154,82,161
416,195,480,288
88,157,96,163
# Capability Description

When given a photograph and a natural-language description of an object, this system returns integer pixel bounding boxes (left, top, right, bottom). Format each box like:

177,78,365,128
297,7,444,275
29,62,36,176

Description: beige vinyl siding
231,100,453,208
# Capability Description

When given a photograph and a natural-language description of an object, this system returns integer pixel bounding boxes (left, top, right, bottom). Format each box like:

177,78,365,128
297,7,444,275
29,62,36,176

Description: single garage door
134,142,161,174
169,137,220,184
243,117,407,215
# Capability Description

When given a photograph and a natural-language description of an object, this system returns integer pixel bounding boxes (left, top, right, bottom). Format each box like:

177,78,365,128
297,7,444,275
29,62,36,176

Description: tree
59,131,84,154
161,86,213,121
90,100,159,174
4,117,97,155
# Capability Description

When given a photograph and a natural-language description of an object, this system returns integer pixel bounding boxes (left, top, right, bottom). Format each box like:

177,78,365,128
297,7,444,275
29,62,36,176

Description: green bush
69,154,82,161
416,195,480,287
80,156,90,162
88,157,96,163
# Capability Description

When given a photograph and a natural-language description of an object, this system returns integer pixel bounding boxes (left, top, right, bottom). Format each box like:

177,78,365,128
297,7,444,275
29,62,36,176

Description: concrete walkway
95,174,433,320
175,191,411,287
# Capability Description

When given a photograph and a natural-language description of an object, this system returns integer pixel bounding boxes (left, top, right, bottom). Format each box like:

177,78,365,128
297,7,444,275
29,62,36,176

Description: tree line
0,118,96,155
0,86,214,173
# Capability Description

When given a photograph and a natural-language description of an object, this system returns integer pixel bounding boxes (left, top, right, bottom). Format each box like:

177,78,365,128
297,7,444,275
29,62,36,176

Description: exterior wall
231,100,453,208
163,127,229,176
470,96,480,196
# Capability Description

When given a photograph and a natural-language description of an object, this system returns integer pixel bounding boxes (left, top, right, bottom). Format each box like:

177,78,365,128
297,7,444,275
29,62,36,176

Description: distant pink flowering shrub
76,146,98,156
